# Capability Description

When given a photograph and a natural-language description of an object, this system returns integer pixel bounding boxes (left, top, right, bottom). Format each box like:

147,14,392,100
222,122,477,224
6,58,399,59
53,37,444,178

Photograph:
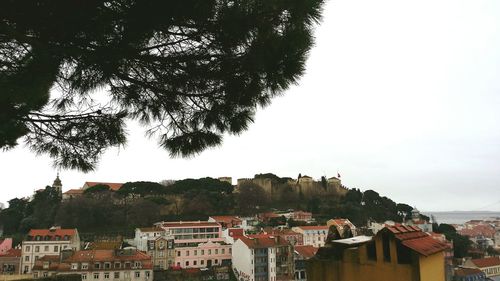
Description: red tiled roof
239,236,290,249
228,228,244,238
0,248,21,257
471,257,500,268
402,236,450,257
28,229,77,240
382,226,449,256
294,245,318,259
160,221,221,228
84,182,123,191
63,189,84,195
295,225,328,230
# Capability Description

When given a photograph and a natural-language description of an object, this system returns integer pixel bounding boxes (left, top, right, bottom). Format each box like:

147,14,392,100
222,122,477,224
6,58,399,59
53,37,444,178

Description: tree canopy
0,0,324,171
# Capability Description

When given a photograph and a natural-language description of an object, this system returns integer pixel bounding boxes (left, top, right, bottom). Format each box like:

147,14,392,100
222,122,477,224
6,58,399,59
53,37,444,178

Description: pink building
0,238,12,255
155,221,231,269
292,211,313,222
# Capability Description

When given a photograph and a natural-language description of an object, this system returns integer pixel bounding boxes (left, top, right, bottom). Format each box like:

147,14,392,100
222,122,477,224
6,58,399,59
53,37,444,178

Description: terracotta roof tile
28,229,77,241
471,257,500,268
294,245,318,259
295,226,328,231
401,236,450,256
454,268,484,277
239,236,290,249
85,182,123,191
63,189,84,195
0,248,21,257
160,221,221,228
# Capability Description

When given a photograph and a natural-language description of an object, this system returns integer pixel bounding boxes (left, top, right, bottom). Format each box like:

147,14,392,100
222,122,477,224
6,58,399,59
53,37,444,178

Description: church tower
52,173,63,195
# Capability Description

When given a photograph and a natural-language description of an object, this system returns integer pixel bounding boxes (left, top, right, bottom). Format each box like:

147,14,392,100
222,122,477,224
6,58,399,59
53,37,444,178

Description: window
221,249,225,254
104,263,111,269
82,274,87,280
135,272,140,278
201,250,205,255
185,261,189,267
186,250,189,256
114,272,120,279
35,246,40,253
194,250,197,256
43,262,49,269
104,273,110,279
25,256,30,262
34,273,39,278
93,273,99,279
158,252,164,258
214,259,218,264
54,246,59,252
382,234,391,262
145,271,150,279
208,250,211,255
194,261,197,266
94,263,101,269
177,251,180,257
215,249,218,254
71,263,78,270
25,246,31,252
366,241,377,261
44,246,49,252
134,262,141,268
114,262,121,269
82,264,88,270
43,272,48,277
201,260,204,265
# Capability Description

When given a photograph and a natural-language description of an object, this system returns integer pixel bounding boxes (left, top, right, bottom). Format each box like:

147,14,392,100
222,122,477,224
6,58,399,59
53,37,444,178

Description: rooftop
159,221,221,228
454,267,485,277
294,225,328,231
294,245,319,259
84,182,124,191
332,235,372,245
470,256,500,268
27,228,77,241
239,236,290,249
384,225,449,256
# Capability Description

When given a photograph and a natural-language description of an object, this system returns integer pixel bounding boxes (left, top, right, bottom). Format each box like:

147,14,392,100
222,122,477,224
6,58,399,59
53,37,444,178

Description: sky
1,0,500,211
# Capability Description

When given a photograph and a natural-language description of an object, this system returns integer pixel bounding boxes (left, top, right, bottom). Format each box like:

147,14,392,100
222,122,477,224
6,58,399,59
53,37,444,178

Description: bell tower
52,173,63,195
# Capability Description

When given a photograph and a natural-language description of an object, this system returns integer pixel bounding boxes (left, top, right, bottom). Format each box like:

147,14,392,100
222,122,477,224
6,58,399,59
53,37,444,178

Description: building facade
232,236,294,281
463,257,500,279
307,225,450,281
0,249,21,276
21,227,81,274
293,246,317,281
134,228,175,270
291,226,328,248
31,249,152,281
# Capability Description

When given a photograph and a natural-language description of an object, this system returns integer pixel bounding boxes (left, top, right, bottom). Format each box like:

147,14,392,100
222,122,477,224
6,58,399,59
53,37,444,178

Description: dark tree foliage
235,181,268,215
168,177,233,194
434,223,472,258
83,184,111,195
0,0,324,171
117,181,166,197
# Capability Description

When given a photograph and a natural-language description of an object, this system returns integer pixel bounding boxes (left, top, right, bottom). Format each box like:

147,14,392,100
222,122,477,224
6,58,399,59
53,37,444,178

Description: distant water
423,211,500,225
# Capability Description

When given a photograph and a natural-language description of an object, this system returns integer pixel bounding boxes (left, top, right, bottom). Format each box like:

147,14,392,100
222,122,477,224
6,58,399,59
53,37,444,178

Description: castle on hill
234,173,348,199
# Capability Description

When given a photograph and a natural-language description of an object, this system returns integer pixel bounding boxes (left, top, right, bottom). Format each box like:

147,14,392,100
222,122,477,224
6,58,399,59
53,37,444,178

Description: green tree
0,0,324,171
117,181,166,197
434,223,472,258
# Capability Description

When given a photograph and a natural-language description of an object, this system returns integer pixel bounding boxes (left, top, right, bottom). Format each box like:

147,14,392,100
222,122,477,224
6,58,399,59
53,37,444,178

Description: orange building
307,225,449,281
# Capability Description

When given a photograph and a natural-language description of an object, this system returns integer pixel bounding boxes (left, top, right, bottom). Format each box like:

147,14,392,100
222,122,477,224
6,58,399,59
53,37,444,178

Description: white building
21,227,80,274
291,226,328,248
232,236,294,281
133,227,175,270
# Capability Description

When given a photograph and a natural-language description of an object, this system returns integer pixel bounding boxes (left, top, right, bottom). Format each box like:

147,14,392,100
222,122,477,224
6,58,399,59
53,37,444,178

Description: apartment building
291,226,328,248
134,227,175,270
463,257,500,279
31,249,152,281
21,227,80,274
154,221,231,269
232,236,294,281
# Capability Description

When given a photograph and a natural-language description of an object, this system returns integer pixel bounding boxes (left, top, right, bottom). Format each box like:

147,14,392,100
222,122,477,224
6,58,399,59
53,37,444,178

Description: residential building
174,241,231,269
260,228,303,246
134,228,174,270
291,226,328,248
0,248,21,275
453,267,486,281
21,227,81,274
463,257,500,279
155,221,231,269
307,225,450,281
294,246,318,281
222,228,245,244
290,211,313,223
62,189,84,200
209,216,243,229
232,236,294,281
31,249,152,281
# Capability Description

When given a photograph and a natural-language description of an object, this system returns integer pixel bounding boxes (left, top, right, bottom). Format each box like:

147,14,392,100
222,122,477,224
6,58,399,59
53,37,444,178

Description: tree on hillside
83,184,111,196
0,197,29,235
435,223,472,258
117,181,166,197
235,182,268,215
169,177,233,194
0,0,324,171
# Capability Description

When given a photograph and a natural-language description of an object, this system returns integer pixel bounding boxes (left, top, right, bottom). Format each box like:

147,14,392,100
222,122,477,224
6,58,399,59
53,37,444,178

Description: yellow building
307,225,449,281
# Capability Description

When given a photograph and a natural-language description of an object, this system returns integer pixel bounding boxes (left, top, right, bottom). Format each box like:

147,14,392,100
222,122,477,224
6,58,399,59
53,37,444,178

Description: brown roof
239,236,290,249
471,257,500,268
63,189,84,195
382,226,449,256
138,227,164,233
454,267,485,277
0,248,21,257
294,245,318,259
210,216,242,224
295,225,328,231
84,182,124,191
28,229,77,241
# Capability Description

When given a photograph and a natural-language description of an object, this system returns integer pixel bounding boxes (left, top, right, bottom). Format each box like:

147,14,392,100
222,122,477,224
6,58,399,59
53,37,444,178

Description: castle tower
52,173,63,195
411,207,420,222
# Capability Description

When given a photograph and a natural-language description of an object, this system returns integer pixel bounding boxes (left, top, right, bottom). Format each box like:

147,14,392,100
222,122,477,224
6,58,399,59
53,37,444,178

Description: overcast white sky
2,0,500,211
